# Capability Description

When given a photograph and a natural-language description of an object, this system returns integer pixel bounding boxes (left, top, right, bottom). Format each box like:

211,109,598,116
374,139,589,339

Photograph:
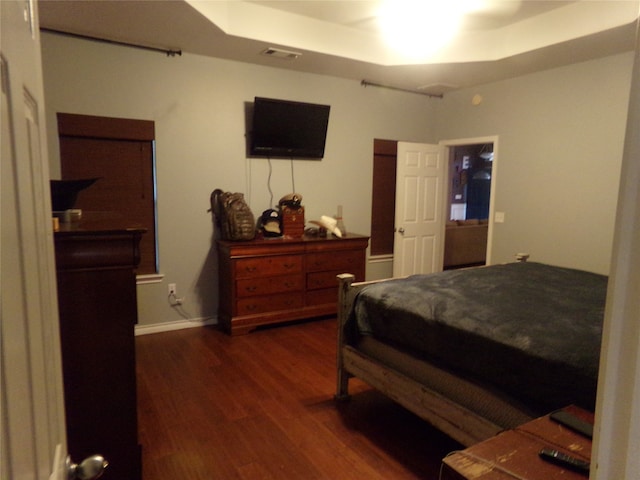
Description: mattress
350,262,607,411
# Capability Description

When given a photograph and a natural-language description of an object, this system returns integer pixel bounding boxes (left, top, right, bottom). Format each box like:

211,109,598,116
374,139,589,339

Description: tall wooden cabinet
54,224,144,480
217,234,369,335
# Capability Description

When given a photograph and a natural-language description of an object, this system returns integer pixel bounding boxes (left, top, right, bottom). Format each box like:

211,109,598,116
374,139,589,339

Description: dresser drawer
307,271,343,290
306,288,338,307
235,254,303,278
306,250,363,273
236,273,304,298
237,292,304,316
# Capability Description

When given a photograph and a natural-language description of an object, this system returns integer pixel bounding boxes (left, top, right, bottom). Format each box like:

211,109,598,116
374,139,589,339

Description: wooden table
441,405,593,479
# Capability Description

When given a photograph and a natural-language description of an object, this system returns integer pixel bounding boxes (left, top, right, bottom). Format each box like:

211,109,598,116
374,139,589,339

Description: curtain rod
40,28,182,57
361,79,443,99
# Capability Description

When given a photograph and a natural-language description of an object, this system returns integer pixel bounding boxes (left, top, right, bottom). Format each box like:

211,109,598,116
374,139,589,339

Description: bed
335,261,607,446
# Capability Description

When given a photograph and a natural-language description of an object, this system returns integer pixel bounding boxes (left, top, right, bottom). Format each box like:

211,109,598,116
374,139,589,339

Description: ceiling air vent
261,47,302,60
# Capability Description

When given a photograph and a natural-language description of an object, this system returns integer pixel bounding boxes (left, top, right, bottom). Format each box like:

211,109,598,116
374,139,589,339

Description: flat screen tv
249,97,330,159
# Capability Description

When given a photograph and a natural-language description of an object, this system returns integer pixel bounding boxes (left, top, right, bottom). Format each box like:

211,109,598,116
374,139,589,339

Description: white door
393,142,446,277
1,1,68,479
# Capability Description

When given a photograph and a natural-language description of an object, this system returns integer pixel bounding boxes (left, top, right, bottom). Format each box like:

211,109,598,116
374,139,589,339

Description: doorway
441,136,497,268
443,142,493,269
369,136,497,278
447,143,493,222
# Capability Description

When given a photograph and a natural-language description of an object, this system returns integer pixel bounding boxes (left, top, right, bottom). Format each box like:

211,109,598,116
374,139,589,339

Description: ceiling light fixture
377,0,484,60
479,144,494,161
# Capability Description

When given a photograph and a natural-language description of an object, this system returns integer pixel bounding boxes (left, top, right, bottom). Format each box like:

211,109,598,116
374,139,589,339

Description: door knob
398,227,405,235
66,455,109,480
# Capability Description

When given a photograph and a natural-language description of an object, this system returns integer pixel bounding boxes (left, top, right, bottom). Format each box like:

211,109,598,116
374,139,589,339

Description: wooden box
441,405,593,480
281,205,305,237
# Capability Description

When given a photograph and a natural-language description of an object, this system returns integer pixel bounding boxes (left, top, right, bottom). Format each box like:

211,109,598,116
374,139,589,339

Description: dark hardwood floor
136,318,461,479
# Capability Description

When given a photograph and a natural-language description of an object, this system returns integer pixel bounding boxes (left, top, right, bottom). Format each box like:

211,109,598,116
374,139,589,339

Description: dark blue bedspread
352,262,607,410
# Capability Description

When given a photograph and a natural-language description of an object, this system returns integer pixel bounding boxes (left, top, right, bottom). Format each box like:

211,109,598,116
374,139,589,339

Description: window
57,113,157,274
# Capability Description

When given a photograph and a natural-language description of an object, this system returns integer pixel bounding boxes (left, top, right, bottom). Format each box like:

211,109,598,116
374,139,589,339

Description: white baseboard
134,316,218,336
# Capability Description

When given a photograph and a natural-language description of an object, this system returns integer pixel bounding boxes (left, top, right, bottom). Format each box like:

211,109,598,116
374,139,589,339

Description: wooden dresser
217,234,369,335
54,222,144,480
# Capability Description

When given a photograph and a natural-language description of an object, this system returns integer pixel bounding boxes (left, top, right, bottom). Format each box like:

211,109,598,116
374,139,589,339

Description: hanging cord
290,158,296,193
267,157,274,207
167,292,196,321
167,291,184,306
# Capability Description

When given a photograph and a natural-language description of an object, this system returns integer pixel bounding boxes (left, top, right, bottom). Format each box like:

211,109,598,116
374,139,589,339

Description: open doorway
443,142,493,270
369,137,496,278
447,143,493,222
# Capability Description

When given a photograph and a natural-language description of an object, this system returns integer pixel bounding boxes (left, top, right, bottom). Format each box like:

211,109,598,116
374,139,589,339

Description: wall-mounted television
249,97,330,159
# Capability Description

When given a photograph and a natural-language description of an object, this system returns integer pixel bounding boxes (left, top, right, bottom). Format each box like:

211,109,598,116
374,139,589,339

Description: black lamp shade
50,178,99,211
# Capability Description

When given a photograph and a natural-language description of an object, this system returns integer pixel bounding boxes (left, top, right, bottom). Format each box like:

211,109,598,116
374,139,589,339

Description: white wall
40,32,436,327
41,32,633,328
434,52,634,274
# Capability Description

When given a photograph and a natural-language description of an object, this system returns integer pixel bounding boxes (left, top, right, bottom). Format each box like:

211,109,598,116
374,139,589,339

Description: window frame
56,112,159,275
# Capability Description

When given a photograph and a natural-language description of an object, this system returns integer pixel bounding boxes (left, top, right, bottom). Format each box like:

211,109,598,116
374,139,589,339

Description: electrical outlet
168,283,177,296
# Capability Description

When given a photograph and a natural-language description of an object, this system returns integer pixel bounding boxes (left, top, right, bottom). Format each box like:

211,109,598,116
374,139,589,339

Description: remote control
550,409,594,438
539,448,590,474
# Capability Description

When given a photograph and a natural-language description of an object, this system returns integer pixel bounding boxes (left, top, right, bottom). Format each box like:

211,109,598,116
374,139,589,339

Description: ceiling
38,0,640,96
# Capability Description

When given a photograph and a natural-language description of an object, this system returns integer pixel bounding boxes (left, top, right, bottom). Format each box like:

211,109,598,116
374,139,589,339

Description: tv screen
249,97,330,159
